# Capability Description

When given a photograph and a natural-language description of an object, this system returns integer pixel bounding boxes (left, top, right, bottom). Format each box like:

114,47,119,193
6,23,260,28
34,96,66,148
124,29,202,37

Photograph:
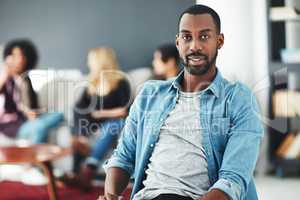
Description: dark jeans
72,119,125,172
152,194,193,200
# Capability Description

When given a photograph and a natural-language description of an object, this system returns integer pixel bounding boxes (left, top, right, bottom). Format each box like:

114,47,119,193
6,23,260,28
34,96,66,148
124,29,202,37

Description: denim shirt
103,69,264,200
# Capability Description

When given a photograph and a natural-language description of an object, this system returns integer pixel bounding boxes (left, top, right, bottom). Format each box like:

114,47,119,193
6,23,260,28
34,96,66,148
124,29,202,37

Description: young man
99,4,263,200
152,43,180,80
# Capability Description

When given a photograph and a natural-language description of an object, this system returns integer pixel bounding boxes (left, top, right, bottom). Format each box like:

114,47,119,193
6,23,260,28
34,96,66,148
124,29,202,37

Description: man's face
176,13,224,76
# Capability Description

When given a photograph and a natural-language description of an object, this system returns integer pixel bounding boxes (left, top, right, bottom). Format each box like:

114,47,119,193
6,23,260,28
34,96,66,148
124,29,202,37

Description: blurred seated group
0,38,180,191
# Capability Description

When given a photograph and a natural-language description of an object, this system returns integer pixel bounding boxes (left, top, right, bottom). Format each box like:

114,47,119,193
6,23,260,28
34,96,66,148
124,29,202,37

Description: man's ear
217,33,224,49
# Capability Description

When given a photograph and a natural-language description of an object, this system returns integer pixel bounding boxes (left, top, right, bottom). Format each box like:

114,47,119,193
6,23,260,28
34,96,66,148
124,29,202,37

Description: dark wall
0,0,194,72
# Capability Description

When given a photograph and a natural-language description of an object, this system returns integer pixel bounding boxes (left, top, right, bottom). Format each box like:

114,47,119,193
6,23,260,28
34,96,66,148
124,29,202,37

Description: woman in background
65,47,131,190
0,39,63,143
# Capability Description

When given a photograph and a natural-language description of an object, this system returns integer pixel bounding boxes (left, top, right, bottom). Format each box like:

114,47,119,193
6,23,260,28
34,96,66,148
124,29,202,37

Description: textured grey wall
0,0,194,72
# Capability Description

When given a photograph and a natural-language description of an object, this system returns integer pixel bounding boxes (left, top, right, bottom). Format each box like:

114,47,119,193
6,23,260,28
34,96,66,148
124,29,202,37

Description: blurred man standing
152,43,180,80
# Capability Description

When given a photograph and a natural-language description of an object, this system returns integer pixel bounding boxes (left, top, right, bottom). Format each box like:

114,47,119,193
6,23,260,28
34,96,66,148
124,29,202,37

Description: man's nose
190,39,202,52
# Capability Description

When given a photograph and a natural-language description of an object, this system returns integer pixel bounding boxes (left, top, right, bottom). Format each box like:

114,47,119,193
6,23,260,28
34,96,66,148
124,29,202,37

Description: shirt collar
170,68,223,98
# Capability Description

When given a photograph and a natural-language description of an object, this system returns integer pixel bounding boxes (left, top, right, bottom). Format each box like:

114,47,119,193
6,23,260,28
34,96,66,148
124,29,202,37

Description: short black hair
156,43,179,64
178,4,221,33
3,39,38,70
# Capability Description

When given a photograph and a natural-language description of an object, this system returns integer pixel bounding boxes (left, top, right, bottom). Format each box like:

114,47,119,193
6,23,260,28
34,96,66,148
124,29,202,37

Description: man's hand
99,167,130,200
200,189,230,200
25,110,39,120
98,193,123,200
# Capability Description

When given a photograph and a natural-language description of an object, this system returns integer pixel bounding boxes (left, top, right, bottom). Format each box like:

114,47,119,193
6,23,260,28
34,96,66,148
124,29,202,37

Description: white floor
255,176,300,200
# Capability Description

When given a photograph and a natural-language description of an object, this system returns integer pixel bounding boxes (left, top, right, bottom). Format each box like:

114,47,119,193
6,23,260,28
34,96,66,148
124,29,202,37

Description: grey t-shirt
133,91,210,200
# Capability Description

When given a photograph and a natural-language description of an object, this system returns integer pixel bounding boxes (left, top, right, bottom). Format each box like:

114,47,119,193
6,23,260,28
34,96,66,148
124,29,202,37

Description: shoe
59,166,96,192
58,172,80,187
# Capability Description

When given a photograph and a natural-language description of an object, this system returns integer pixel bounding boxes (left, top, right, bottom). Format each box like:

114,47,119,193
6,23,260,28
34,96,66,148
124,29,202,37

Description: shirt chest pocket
210,117,231,153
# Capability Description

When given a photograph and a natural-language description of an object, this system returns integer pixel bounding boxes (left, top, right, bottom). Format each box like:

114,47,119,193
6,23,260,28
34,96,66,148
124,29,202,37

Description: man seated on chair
99,4,263,200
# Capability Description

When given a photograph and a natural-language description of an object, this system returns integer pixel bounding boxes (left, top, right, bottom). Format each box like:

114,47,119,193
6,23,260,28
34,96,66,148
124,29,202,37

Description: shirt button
225,181,231,188
160,118,163,121
150,144,154,147
213,125,218,132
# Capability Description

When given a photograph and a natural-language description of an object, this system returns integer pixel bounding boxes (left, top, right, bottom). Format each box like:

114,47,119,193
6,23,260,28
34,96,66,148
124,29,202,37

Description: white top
133,91,210,200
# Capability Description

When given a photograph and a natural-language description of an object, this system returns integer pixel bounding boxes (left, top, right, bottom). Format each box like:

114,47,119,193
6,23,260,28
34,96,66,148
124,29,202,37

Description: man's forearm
200,189,230,200
104,167,130,197
92,107,128,119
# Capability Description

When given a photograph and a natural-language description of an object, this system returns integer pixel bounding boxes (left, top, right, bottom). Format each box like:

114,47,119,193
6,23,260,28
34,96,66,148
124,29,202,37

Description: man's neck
181,67,217,92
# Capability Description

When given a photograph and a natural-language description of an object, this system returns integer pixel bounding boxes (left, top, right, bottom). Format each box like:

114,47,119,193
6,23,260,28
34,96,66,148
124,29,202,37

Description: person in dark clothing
63,47,131,191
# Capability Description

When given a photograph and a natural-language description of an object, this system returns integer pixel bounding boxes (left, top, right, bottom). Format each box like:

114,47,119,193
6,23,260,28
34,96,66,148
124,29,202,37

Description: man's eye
200,35,209,41
182,35,192,41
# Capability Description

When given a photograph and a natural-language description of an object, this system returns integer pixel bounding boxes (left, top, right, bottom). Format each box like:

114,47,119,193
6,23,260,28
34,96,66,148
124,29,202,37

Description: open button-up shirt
103,69,264,200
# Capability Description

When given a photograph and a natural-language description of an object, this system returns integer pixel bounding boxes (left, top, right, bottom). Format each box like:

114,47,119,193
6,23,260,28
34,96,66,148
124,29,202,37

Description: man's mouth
187,55,207,66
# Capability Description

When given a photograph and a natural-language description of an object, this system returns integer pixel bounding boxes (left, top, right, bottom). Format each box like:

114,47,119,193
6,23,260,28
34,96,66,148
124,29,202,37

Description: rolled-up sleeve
103,115,137,176
210,178,241,200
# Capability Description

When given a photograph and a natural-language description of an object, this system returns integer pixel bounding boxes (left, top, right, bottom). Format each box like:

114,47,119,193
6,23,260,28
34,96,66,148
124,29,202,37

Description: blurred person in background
0,39,63,143
152,43,180,80
0,45,4,69
62,47,131,191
